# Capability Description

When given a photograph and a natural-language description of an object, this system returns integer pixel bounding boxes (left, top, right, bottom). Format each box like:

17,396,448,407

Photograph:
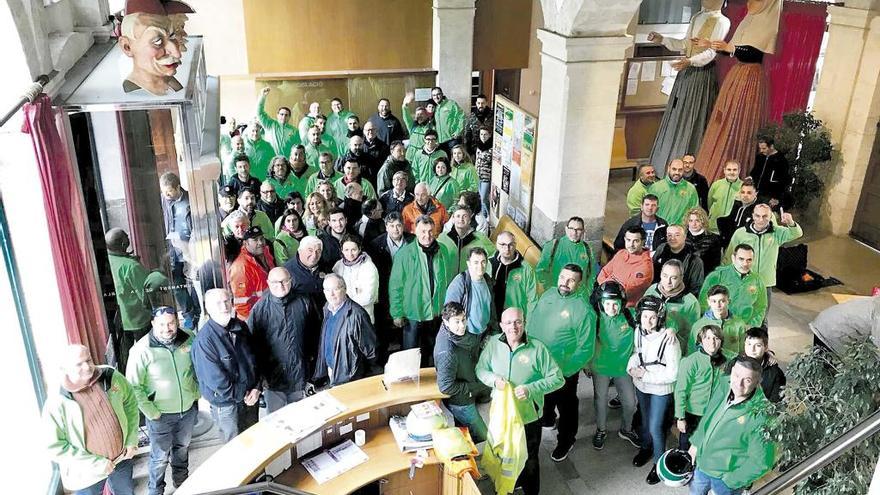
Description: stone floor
133,173,880,494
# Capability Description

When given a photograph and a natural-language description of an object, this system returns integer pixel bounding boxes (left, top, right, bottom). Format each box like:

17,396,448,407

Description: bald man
648,159,700,224
247,267,317,411
44,345,139,494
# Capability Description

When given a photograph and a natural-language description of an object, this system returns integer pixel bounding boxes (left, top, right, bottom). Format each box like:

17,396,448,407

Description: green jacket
673,348,735,417
450,161,480,193
410,148,448,185
333,176,377,201
126,332,199,419
43,367,139,490
535,236,596,293
724,222,803,287
700,265,767,328
402,102,434,156
626,180,651,216
306,170,343,196
433,97,466,143
273,231,300,266
490,253,538,318
297,115,315,144
527,288,597,377
223,210,276,242
591,310,635,377
304,141,336,170
707,178,743,233
244,137,276,181
256,94,300,157
438,229,496,273
326,110,355,156
268,165,315,199
691,376,776,490
643,284,701,354
476,334,564,424
689,312,749,355
648,177,700,225
388,240,457,322
428,174,460,209
108,252,151,331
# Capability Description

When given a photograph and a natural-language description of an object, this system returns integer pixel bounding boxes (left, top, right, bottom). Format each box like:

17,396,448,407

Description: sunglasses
151,306,176,317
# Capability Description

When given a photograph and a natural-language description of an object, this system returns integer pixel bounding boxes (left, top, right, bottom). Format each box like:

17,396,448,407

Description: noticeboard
490,95,538,231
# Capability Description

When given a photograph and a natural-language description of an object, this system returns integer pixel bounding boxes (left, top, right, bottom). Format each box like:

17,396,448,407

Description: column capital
537,29,633,63
432,0,475,10
540,0,642,37
828,5,879,29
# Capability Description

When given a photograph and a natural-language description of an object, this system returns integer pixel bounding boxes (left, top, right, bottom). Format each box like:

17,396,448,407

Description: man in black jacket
717,178,759,247
256,181,285,224
334,134,378,183
317,207,349,270
614,194,668,253
682,154,709,210
363,121,391,170
433,302,490,442
743,327,786,403
752,137,791,210
369,213,414,359
651,225,705,297
314,274,377,386
247,267,316,412
367,98,407,145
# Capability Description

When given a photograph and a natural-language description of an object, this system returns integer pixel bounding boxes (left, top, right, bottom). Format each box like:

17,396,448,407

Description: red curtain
21,94,109,365
717,0,827,123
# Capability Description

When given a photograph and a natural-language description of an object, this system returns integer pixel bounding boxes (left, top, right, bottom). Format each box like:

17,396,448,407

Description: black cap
243,226,264,240
219,185,235,198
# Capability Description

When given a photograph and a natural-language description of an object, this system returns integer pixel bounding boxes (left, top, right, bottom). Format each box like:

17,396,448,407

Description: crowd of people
44,81,799,495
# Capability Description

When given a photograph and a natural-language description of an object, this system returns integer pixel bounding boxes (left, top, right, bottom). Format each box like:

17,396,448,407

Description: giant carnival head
119,0,195,96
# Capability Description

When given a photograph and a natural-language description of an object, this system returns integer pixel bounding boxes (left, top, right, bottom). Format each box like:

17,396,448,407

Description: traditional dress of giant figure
695,0,782,182
647,1,730,177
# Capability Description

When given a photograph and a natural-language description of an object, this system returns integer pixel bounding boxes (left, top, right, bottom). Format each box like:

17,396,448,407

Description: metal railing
753,408,880,494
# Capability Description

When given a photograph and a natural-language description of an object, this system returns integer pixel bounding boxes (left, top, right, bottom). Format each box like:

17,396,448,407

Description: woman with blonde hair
303,192,329,235
449,144,479,194
685,206,722,273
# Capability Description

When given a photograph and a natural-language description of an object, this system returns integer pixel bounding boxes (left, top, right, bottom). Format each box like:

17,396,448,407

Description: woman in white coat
332,234,380,322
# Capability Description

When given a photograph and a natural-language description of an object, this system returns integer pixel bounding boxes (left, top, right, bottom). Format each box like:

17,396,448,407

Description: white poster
641,61,657,82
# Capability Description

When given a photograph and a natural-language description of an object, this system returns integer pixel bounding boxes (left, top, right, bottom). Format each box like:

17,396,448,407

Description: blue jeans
636,389,672,463
478,181,490,217
446,402,488,443
74,458,134,495
689,468,743,495
147,404,198,495
210,402,259,443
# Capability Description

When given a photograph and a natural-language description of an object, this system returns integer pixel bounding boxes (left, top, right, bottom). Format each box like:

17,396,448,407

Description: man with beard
600,225,654,306
255,87,299,157
317,208,350,270
643,260,702,353
614,194,668,254
430,86,466,154
304,125,336,170
335,134,377,183
752,137,792,210
256,182,285,224
192,289,260,442
226,155,261,198
438,206,495,273
286,145,317,199
627,164,658,215
682,154,710,210
362,121,390,173
717,178,759,246
464,94,492,156
334,159,377,201
222,135,246,183
368,98,407,145
648,159,700,224
651,224,705,297
490,231,538,317
535,216,597,294
232,188,275,241
401,182,449,237
376,141,415,196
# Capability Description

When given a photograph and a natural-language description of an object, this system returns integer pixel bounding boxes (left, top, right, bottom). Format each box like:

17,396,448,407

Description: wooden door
852,121,880,249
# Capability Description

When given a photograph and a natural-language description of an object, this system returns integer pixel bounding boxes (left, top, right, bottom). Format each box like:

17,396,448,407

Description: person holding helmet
688,356,776,495
656,449,695,488
673,324,735,452
627,295,682,485
589,281,640,451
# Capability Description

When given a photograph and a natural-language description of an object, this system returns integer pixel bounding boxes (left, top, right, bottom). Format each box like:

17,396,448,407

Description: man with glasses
490,231,538,317
535,216,597,293
248,267,316,411
256,182,285,224
228,226,275,320
362,121,391,174
306,151,341,196
126,307,199,495
681,154,710,210
409,129,448,184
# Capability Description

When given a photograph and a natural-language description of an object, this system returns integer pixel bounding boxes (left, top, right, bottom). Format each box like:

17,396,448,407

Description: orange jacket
227,246,275,319
597,249,653,307
402,197,448,237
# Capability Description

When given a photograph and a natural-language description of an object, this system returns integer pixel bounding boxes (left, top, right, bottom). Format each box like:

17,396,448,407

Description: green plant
757,112,834,212
763,339,880,494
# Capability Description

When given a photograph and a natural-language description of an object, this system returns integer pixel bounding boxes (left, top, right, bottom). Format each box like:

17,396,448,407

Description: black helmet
597,281,626,302
636,295,666,328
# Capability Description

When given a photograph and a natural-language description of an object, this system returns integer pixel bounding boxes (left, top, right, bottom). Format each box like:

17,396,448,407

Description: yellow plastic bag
432,426,480,478
481,384,527,495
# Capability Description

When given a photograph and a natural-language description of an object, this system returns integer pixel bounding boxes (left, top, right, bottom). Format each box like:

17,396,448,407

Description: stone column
432,0,475,110
530,0,642,246
811,4,880,235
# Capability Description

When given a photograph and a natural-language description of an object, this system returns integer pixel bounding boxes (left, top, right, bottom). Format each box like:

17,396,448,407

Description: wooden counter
177,369,444,495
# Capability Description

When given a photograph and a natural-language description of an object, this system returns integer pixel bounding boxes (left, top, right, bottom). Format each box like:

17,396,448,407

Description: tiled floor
135,173,880,494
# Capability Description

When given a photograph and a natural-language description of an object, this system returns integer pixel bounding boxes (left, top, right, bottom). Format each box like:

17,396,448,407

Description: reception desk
177,369,483,495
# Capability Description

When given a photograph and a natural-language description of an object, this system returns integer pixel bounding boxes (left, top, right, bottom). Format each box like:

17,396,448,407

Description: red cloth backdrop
22,94,109,364
717,0,827,123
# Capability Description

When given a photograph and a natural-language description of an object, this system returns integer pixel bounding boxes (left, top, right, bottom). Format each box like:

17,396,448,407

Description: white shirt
662,10,731,67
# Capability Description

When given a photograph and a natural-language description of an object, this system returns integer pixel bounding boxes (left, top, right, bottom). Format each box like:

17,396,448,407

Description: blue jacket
191,318,258,406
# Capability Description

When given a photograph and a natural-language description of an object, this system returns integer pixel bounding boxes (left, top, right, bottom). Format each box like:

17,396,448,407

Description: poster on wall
490,95,538,231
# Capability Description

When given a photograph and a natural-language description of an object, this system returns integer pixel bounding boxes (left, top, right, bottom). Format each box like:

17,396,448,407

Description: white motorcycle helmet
657,448,694,487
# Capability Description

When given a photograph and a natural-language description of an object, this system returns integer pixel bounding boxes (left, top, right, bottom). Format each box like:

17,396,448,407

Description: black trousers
541,372,579,446
516,420,543,495
677,412,702,451
118,327,149,374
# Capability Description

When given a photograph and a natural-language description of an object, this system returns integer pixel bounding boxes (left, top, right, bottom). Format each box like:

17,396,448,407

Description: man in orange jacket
228,226,276,319
597,225,653,307
402,182,448,237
